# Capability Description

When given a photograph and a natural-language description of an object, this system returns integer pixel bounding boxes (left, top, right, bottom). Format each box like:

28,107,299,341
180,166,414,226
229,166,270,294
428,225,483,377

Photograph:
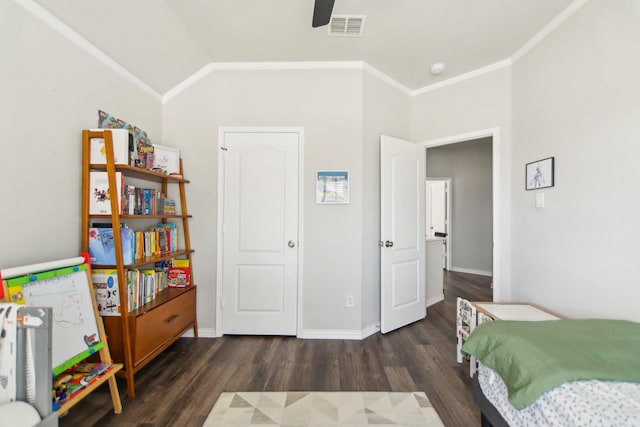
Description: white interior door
426,180,446,238
426,179,451,269
220,130,299,335
380,135,426,334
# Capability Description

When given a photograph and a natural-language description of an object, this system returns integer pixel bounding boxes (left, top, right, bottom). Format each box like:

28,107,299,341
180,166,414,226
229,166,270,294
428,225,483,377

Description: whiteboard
6,264,103,374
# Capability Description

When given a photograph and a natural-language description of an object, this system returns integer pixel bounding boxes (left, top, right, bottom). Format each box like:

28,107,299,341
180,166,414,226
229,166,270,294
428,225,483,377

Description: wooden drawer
133,288,196,364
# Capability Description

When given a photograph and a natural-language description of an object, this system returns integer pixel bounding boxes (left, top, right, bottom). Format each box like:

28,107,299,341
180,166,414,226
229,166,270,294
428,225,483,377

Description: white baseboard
300,323,380,340
182,327,217,338
191,325,383,340
449,267,493,277
426,294,444,307
184,325,387,340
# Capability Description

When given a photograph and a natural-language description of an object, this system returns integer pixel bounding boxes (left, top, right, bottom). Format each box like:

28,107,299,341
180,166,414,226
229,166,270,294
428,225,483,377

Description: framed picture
152,144,181,175
525,157,554,190
316,170,349,204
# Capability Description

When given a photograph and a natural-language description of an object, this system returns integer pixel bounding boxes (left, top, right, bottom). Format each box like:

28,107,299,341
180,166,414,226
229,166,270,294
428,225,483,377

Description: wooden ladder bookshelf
80,129,198,398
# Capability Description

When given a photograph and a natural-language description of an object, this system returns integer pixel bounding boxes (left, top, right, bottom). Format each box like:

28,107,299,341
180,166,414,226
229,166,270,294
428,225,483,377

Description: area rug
203,391,444,426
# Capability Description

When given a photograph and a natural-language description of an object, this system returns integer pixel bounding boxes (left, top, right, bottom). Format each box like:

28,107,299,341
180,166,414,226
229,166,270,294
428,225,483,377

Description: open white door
380,135,426,334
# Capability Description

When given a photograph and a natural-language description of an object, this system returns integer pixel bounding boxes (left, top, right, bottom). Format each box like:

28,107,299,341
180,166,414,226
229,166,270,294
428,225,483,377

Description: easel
1,256,122,415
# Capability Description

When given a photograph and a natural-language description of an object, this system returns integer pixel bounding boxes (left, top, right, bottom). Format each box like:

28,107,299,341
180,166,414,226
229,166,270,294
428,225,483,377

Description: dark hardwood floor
60,270,492,427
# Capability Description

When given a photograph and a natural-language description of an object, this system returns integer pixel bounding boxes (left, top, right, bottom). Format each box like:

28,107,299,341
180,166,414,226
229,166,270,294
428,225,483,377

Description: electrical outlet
346,295,354,308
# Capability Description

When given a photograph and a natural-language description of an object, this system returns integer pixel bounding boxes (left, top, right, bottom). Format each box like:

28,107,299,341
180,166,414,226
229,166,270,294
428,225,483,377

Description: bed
462,319,640,427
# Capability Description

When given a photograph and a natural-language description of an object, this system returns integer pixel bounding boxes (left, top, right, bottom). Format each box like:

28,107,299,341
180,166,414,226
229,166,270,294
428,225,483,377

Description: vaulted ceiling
32,0,576,94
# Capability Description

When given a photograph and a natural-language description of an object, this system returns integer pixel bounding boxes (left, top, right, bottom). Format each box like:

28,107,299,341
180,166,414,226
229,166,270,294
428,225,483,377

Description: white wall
412,68,512,300
162,69,366,335
510,0,640,321
361,72,411,331
427,139,493,274
0,1,161,268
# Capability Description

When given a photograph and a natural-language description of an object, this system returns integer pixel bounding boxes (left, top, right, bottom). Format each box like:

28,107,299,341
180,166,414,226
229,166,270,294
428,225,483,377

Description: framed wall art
316,170,349,204
152,144,181,175
525,157,554,190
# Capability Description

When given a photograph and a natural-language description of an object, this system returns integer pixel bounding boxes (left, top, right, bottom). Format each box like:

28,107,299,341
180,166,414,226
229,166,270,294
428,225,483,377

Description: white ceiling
32,0,576,95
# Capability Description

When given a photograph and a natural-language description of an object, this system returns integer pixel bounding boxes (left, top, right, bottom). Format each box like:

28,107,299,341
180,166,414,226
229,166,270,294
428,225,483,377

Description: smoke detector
430,63,446,75
329,15,366,37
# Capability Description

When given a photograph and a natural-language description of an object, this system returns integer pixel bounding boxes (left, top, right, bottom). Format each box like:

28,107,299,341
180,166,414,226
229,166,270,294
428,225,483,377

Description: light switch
536,193,545,208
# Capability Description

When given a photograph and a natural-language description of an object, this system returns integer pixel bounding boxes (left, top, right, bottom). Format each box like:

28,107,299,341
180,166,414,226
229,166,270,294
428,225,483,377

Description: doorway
216,127,303,336
422,128,499,298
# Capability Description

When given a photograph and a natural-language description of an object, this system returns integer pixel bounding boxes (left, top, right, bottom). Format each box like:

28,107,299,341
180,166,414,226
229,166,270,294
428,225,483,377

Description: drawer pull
165,314,179,323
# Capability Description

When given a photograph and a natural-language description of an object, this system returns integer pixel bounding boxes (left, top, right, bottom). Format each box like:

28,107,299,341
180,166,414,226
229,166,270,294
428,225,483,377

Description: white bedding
478,363,640,427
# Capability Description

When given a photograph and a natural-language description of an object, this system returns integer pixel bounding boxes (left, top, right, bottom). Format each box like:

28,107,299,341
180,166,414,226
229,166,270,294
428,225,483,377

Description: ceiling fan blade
312,0,335,28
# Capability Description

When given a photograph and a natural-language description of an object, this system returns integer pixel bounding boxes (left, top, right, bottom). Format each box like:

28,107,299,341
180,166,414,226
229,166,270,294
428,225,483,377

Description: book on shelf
88,227,135,264
92,269,121,316
157,197,176,215
136,140,155,169
132,225,178,259
125,184,136,215
89,128,133,165
140,269,156,305
89,171,124,215
168,259,190,288
122,185,172,216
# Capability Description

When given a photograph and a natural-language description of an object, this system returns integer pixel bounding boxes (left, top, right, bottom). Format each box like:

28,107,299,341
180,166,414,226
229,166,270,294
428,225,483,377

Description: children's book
89,171,124,214
92,269,121,316
88,227,135,264
74,362,111,375
89,128,132,165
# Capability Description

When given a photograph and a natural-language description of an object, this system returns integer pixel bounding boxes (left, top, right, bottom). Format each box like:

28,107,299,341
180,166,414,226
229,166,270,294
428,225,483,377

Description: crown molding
163,61,413,103
362,64,413,96
512,0,590,63
16,0,589,104
12,0,162,101
163,61,366,103
411,59,512,96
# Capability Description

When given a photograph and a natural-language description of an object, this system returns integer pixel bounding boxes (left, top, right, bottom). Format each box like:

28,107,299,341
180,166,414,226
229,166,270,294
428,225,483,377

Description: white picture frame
316,170,350,204
152,144,181,175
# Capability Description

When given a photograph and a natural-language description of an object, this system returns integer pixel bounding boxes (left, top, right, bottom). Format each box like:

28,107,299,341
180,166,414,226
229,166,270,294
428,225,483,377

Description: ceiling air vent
329,15,366,37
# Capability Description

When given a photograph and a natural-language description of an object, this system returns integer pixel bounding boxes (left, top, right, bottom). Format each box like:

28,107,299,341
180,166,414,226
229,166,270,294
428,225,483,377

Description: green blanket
462,319,640,410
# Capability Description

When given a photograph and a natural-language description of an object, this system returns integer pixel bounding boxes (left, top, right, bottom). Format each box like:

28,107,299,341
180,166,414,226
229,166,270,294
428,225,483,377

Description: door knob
288,240,296,248
385,240,394,248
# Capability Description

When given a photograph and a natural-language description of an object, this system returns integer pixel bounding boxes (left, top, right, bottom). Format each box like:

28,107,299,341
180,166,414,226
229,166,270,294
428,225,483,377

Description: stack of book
92,259,186,315
158,198,176,215
133,223,177,259
89,171,179,217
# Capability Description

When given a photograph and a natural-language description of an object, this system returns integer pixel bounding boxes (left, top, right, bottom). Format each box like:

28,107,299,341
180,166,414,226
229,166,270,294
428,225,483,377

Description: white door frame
215,126,305,337
420,127,499,297
426,177,452,270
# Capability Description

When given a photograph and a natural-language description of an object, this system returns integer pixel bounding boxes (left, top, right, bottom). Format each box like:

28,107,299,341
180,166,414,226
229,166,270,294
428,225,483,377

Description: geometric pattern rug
202,391,445,426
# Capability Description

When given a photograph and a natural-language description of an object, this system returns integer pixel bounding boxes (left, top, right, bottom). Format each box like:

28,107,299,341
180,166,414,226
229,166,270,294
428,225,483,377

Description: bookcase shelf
80,129,198,399
89,163,190,183
89,214,193,219
92,249,194,269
